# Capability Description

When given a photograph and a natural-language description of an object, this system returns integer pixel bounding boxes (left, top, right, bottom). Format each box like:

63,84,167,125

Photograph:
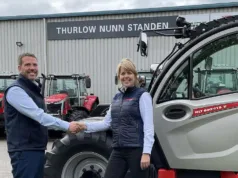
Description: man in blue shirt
4,53,80,178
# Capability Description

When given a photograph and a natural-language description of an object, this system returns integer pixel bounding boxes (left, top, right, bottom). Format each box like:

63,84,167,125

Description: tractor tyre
44,131,112,178
69,110,88,122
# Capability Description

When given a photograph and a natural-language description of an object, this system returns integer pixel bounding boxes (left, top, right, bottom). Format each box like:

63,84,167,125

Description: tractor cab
0,74,18,93
137,70,153,90
45,74,98,121
47,74,91,107
194,68,238,95
192,56,238,96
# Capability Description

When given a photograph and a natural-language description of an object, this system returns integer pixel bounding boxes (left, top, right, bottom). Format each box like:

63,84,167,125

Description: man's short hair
18,53,37,65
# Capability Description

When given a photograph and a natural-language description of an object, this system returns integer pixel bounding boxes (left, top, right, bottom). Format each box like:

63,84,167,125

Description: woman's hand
140,153,150,170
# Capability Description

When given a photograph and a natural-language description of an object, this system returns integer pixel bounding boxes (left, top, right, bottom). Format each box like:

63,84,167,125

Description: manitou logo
124,98,135,101
193,102,238,117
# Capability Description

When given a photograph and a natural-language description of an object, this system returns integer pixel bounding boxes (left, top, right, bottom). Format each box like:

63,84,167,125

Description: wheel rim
61,151,108,178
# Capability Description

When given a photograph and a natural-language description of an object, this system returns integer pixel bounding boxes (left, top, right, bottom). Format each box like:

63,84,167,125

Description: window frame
157,58,191,104
156,31,238,104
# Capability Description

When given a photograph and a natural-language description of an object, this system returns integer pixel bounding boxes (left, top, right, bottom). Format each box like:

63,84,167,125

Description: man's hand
68,122,87,134
68,122,80,134
140,153,150,170
77,122,87,131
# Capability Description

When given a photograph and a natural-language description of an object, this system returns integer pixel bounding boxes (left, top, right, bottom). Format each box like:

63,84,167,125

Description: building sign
47,16,177,40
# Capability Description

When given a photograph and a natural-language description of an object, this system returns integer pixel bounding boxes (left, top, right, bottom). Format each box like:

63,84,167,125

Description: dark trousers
104,147,148,178
9,150,45,178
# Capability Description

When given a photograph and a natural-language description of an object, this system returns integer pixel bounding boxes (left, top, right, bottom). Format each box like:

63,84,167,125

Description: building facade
0,2,238,103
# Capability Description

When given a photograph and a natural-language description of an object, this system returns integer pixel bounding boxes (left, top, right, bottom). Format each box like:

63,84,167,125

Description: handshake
68,122,86,134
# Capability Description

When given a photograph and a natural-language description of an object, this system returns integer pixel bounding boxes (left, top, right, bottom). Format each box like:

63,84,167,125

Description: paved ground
0,135,55,178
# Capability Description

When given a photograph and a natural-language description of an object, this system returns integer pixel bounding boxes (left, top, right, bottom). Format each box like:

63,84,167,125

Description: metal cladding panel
47,32,179,103
0,19,46,75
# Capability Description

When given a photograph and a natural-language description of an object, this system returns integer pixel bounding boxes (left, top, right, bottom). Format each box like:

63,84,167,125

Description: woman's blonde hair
116,58,139,86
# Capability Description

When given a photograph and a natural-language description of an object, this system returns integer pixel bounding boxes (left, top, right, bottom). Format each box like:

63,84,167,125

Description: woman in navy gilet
79,58,154,178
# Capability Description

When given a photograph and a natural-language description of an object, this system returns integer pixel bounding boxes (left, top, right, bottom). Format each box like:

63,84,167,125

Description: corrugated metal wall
0,7,238,103
0,19,46,75
46,7,238,103
46,12,181,103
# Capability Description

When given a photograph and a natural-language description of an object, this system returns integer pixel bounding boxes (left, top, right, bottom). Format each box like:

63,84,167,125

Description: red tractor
44,74,99,122
0,74,18,131
194,67,238,96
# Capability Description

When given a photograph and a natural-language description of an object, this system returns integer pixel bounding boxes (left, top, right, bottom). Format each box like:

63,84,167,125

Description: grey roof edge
0,2,238,21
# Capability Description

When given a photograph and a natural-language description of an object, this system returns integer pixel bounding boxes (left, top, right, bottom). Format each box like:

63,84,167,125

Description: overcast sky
0,0,237,16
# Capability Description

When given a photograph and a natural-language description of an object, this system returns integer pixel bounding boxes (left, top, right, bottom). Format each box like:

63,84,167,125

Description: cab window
192,33,238,98
158,32,238,102
158,60,189,102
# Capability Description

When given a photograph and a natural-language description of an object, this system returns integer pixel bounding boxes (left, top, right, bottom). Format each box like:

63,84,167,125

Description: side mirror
137,32,148,57
138,75,146,88
85,77,91,88
115,75,118,85
205,57,213,70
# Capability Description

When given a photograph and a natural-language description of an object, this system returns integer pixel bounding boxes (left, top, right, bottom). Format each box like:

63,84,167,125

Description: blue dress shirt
6,86,70,131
